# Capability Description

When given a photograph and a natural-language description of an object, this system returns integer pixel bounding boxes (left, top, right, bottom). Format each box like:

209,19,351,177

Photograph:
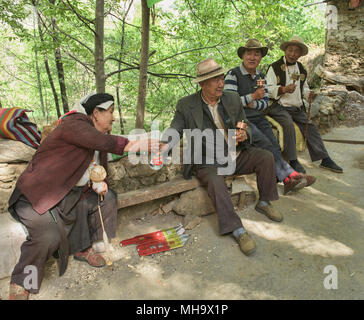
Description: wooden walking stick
90,165,113,266
303,93,314,147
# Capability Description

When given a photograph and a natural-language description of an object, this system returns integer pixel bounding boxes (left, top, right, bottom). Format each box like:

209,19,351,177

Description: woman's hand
124,139,161,153
92,181,108,196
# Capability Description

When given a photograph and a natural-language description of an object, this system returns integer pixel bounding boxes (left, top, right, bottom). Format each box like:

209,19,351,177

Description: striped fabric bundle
0,108,41,149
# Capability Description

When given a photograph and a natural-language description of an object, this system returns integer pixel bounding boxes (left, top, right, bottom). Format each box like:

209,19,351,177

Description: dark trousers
10,189,117,294
267,103,329,161
248,115,294,181
196,147,278,235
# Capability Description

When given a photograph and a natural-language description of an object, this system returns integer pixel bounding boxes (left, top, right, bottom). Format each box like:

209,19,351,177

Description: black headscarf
82,93,114,115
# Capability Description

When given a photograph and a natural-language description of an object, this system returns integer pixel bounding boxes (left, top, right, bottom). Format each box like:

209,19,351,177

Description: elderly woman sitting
7,93,156,300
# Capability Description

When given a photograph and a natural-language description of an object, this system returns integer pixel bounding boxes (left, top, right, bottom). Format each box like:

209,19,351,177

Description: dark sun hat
237,38,268,59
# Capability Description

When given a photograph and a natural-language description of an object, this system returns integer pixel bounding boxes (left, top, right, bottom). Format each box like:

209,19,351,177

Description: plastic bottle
149,120,163,170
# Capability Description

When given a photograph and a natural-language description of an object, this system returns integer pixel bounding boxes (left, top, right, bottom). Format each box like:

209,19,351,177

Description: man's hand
251,87,265,100
281,83,296,94
234,121,248,146
160,143,170,154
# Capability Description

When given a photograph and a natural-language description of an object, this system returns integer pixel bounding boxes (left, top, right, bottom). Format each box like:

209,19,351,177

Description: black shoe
289,160,306,174
320,159,343,173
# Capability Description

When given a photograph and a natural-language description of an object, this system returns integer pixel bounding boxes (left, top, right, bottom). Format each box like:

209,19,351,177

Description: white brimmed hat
280,36,308,56
194,58,226,83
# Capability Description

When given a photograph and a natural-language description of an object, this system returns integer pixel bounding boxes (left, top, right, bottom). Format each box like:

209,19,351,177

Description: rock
108,162,126,181
231,176,254,195
125,164,156,178
0,139,36,163
0,213,27,279
0,165,15,176
156,173,167,183
139,176,156,186
161,199,178,214
173,187,215,216
184,215,201,230
0,188,13,213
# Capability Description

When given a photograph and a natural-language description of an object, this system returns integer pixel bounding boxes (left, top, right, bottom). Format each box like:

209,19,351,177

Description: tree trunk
95,0,105,93
32,6,46,118
36,5,61,119
49,0,68,113
116,0,133,134
135,0,150,129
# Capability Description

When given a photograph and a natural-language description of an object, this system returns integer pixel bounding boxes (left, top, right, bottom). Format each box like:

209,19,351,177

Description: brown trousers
196,147,278,235
9,188,117,294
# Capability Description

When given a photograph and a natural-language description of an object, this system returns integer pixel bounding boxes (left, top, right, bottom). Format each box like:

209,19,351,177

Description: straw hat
280,36,308,56
194,58,226,83
237,38,268,59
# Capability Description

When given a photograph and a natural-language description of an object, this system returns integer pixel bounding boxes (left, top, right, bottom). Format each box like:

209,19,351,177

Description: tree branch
59,0,96,35
62,49,95,74
148,42,227,67
37,9,94,54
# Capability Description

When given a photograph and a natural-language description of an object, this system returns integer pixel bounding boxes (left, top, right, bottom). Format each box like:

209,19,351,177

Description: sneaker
255,203,283,222
74,247,106,267
9,283,29,300
320,160,343,173
283,176,307,195
290,160,306,174
237,233,256,256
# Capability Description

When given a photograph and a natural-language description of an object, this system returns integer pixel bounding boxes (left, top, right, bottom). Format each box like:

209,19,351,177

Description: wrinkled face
93,105,115,133
199,74,225,100
285,45,302,64
242,49,262,72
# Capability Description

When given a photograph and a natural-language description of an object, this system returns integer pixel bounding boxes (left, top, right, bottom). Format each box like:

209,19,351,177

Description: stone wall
305,1,364,133
324,0,364,80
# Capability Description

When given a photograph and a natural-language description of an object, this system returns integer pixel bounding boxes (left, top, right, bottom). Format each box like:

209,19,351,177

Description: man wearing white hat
266,36,343,173
162,58,284,256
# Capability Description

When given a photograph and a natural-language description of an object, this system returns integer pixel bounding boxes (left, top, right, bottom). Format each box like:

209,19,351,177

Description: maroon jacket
16,113,129,214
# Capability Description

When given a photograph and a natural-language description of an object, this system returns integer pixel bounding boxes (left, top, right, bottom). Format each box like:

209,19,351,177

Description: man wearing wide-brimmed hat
266,36,343,173
225,38,316,195
162,58,284,256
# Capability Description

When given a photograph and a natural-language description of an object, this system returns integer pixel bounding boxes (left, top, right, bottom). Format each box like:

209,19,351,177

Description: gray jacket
162,90,252,178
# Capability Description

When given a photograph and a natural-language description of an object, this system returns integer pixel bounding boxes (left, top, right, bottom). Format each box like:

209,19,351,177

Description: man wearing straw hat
266,36,343,174
225,38,316,195
162,58,284,256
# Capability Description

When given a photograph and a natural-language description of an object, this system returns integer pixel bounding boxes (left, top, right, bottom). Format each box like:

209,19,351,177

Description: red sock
284,171,299,184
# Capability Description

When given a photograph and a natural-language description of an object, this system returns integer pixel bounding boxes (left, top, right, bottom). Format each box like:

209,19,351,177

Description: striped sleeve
224,71,253,107
252,78,269,112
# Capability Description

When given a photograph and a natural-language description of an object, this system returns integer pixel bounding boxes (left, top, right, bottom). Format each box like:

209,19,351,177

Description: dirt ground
0,125,363,300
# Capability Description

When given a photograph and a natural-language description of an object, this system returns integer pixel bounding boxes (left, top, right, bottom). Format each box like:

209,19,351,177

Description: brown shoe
9,283,29,300
283,176,307,195
74,247,106,267
303,174,316,187
237,233,256,256
255,203,283,222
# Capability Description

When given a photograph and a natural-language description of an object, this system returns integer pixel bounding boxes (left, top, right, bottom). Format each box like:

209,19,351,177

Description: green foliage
0,0,326,132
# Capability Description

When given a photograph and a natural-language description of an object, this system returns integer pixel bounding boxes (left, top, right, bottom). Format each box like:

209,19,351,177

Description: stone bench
265,115,305,152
